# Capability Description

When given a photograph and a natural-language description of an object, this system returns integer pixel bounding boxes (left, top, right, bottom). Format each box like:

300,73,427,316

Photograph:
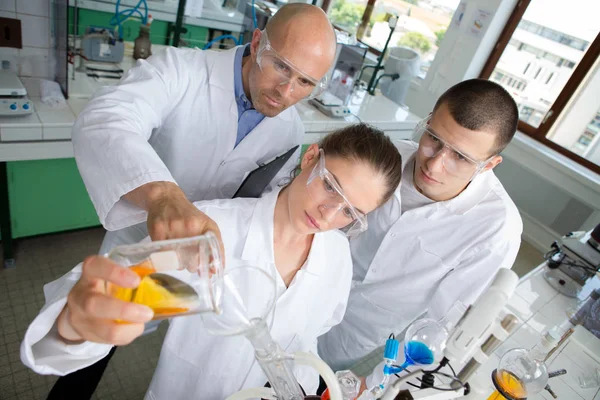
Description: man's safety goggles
412,116,495,180
256,30,328,100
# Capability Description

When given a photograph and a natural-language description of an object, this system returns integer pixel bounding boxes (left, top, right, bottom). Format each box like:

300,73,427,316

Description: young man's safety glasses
256,30,328,100
412,116,495,181
306,149,368,237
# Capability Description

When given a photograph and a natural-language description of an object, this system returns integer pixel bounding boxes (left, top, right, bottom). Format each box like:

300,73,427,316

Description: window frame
331,22,383,57
478,0,600,174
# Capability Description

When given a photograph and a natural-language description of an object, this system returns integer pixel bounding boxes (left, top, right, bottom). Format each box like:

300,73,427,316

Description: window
548,77,600,162
520,106,534,121
480,0,600,173
327,0,367,34
327,0,462,80
519,19,591,51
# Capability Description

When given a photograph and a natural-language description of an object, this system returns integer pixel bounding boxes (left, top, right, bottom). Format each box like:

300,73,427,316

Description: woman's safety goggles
412,116,495,181
256,30,328,100
306,149,368,237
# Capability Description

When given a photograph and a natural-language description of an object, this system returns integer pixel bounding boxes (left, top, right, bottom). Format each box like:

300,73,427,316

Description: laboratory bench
349,257,600,400
69,0,247,35
472,262,600,399
0,46,419,267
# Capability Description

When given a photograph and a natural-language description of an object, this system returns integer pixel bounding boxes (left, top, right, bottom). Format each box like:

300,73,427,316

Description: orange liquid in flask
109,260,191,319
487,370,527,400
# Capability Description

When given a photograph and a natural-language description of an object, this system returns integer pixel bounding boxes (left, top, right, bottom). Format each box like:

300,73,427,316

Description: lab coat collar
206,46,292,122
241,188,325,277
392,142,418,205
441,170,495,215
396,140,495,216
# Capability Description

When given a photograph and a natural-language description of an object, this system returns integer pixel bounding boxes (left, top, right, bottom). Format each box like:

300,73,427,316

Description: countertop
0,44,420,162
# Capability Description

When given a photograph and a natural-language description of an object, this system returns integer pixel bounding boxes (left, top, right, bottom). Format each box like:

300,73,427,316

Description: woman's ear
300,144,319,170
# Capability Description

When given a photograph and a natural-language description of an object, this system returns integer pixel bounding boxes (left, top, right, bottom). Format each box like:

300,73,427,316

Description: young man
318,79,523,374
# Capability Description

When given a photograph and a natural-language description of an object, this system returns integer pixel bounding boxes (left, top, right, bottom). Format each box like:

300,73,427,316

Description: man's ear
300,144,320,171
483,155,503,172
250,29,262,59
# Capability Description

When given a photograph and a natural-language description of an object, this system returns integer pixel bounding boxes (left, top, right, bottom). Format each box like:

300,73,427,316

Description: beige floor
0,227,545,399
0,227,167,400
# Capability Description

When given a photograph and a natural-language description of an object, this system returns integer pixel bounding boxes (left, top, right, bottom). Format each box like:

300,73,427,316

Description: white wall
404,0,519,117
496,134,600,251
0,0,55,79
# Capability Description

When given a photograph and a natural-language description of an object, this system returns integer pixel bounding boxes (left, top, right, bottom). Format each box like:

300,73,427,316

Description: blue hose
203,34,241,50
110,8,144,25
111,0,148,39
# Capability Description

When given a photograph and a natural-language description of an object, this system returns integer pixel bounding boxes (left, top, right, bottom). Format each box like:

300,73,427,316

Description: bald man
48,5,337,399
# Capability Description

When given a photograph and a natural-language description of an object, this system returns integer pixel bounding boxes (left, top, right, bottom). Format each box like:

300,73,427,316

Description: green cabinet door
7,159,100,238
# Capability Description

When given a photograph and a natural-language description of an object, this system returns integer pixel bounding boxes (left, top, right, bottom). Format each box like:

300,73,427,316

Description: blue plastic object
9,103,17,110
384,337,399,361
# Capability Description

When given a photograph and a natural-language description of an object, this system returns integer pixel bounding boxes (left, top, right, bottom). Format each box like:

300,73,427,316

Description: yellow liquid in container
488,370,527,400
109,260,192,319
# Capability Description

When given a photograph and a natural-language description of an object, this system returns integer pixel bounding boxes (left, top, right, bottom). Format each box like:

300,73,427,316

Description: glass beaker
201,262,278,336
106,233,223,320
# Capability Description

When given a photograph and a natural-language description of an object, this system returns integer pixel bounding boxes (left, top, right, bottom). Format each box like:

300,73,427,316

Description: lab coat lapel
240,189,277,266
240,189,325,339
271,233,325,340
206,47,239,153
224,108,293,163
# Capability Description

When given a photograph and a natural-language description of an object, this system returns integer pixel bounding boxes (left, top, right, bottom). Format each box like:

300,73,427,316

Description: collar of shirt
234,44,253,112
396,140,496,216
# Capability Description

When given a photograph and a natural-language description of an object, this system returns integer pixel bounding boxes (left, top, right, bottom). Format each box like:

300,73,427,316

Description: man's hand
57,256,154,345
125,181,225,259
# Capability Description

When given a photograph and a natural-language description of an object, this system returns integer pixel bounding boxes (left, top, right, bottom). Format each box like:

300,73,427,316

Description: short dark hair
433,79,519,154
320,124,402,204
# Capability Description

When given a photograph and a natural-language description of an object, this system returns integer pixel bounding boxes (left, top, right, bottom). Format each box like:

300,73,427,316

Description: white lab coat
318,141,523,373
21,189,353,399
71,46,304,252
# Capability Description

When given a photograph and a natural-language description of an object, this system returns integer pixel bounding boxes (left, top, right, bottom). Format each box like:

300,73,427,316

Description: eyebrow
329,171,366,215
